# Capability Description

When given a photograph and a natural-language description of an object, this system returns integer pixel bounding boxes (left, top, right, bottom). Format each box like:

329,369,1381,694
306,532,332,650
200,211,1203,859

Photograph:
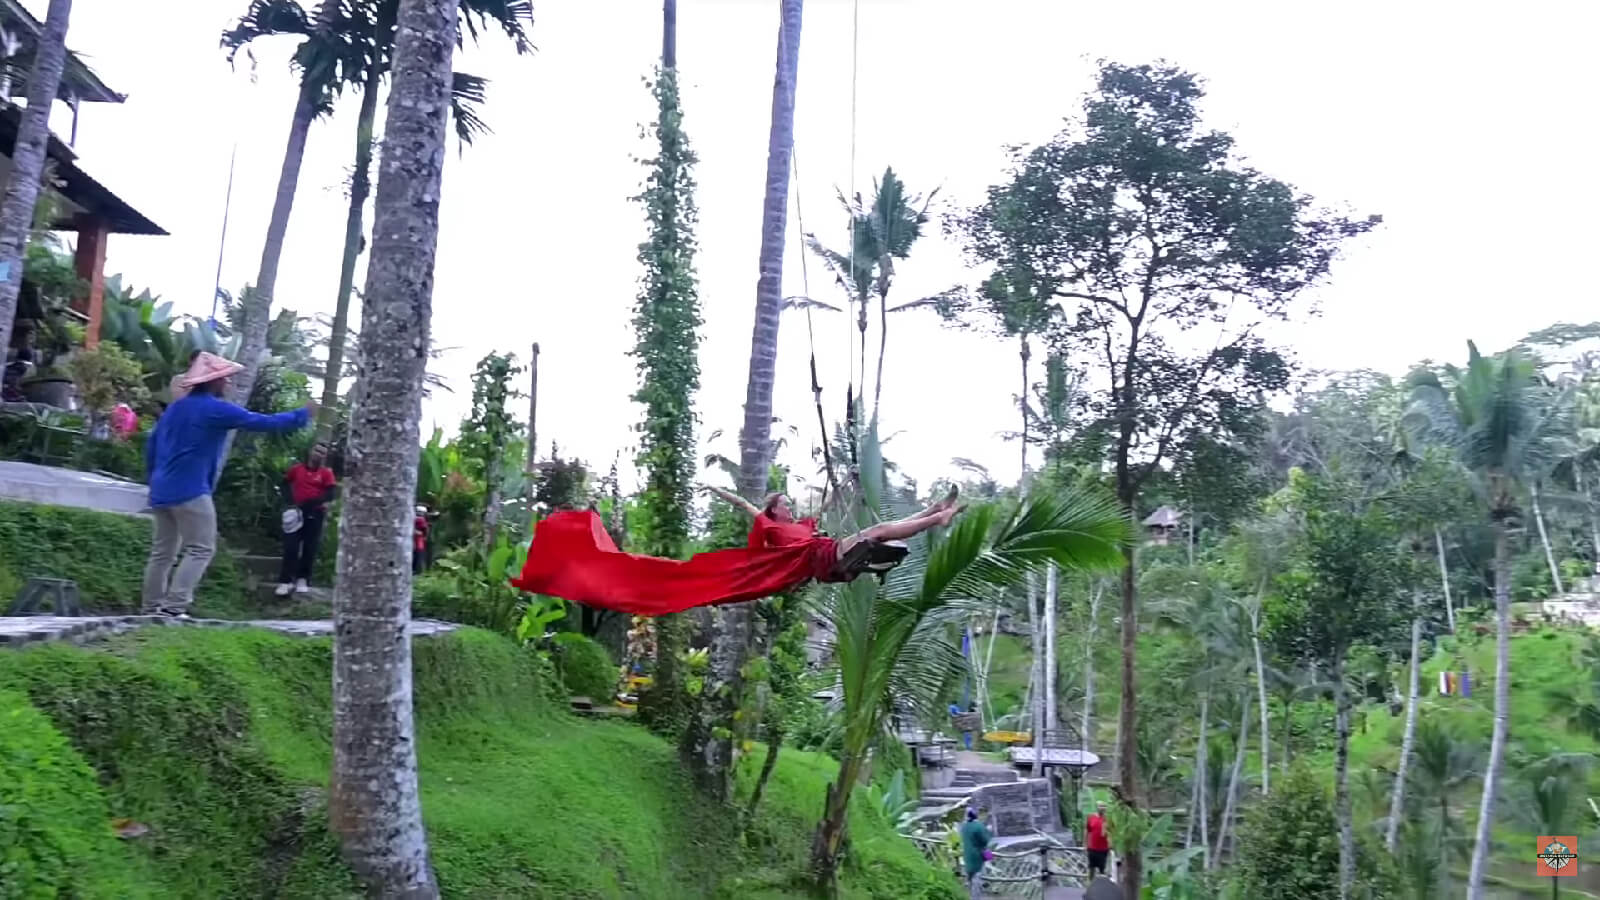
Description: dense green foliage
0,627,954,899
1233,766,1396,899
554,632,619,701
0,501,245,616
631,68,703,737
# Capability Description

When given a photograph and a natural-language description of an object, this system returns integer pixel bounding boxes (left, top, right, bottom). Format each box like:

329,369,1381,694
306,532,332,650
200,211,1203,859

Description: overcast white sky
42,0,1600,496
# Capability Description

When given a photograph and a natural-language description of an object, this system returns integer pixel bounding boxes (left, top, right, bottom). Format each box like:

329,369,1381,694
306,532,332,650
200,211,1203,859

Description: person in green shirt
959,807,993,899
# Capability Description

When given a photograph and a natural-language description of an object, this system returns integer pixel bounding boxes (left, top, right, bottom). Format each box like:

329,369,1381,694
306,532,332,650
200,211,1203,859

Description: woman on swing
701,484,963,578
510,484,963,617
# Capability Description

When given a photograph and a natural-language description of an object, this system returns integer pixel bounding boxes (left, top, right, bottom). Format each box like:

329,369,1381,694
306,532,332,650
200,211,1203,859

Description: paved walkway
0,460,149,516
0,615,459,646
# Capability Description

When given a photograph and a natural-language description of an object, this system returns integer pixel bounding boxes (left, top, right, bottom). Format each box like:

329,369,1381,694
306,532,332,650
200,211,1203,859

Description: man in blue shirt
142,352,312,616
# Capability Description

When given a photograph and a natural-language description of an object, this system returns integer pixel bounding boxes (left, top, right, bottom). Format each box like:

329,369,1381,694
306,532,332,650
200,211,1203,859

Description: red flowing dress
509,509,841,616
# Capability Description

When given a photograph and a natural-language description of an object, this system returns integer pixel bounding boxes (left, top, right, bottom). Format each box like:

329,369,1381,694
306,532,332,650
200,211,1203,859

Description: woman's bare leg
837,503,964,557
908,485,961,521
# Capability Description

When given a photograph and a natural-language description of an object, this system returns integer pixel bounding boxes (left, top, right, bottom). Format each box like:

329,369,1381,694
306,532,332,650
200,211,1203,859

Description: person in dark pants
1085,800,1111,878
276,442,337,595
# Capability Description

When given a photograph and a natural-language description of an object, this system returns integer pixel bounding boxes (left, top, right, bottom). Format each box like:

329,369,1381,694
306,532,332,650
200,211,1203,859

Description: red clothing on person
509,509,842,616
1085,813,1110,852
286,463,336,507
414,516,430,552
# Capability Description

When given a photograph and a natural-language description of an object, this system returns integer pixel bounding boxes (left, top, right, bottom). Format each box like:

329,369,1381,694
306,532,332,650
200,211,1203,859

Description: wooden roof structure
1142,506,1183,528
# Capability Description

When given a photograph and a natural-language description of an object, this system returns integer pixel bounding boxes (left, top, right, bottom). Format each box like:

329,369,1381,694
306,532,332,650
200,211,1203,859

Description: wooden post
523,342,539,513
72,216,108,348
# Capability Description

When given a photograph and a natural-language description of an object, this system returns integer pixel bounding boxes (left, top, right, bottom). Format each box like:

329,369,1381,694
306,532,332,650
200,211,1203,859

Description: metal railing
978,835,1112,897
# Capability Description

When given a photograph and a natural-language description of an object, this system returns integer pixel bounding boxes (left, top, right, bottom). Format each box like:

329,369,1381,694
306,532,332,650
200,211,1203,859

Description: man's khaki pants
141,495,217,614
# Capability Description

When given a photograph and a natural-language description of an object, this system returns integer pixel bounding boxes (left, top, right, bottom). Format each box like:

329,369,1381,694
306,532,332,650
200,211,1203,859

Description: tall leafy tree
459,351,524,546
631,1,703,741
957,60,1377,898
1407,341,1574,898
0,0,73,359
327,0,455,891
1269,468,1411,898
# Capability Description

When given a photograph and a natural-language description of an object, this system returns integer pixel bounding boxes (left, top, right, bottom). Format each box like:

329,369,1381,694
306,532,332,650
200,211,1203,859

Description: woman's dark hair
762,492,786,515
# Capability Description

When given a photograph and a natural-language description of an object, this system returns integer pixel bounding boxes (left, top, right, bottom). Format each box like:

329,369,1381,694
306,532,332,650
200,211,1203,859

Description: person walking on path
275,442,337,595
412,505,431,575
143,352,312,616
1085,800,1111,879
959,806,994,900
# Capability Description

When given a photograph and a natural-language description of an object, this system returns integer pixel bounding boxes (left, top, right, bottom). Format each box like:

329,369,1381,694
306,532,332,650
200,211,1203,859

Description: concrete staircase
916,764,1022,822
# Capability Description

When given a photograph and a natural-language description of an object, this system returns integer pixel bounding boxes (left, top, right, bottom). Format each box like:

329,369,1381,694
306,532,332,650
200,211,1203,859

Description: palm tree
0,0,73,360
1408,717,1479,859
1386,587,1425,853
807,480,1127,887
1516,753,1595,900
1408,341,1573,899
223,1,528,434
326,0,455,892
703,0,802,801
736,0,802,502
1229,507,1297,797
803,168,938,419
221,0,367,408
314,1,530,438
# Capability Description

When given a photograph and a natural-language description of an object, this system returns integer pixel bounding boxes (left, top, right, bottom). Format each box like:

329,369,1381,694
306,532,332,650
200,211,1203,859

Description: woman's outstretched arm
701,484,761,518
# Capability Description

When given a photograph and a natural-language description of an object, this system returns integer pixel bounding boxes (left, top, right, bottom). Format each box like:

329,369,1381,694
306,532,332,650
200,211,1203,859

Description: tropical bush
552,632,617,701
1230,766,1397,900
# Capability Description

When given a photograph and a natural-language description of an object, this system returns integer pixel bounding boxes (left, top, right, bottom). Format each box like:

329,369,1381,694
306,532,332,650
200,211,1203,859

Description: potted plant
67,344,146,439
16,241,87,408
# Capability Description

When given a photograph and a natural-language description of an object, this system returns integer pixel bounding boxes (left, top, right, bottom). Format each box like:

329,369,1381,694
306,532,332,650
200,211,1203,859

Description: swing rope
791,145,842,510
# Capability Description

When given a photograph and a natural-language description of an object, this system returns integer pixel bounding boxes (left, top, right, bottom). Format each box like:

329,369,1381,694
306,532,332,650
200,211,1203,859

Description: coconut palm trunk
1467,520,1512,899
1044,563,1059,733
1436,528,1456,633
1578,466,1600,576
1028,572,1043,777
1387,589,1424,851
1214,698,1248,867
1532,481,1564,595
316,39,383,439
0,0,73,358
735,0,802,503
1194,690,1210,863
1250,596,1270,796
1334,661,1354,900
710,0,801,800
233,73,319,408
327,0,454,892
1081,581,1101,754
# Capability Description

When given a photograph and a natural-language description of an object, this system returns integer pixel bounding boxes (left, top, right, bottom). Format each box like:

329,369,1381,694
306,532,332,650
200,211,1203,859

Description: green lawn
0,626,959,899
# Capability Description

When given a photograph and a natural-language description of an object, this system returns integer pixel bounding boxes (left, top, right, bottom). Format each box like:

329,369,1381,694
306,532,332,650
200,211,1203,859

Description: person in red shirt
1085,800,1111,878
413,506,431,575
276,443,338,595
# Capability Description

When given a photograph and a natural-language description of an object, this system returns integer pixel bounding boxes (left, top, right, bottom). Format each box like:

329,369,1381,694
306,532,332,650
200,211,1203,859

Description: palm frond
459,0,535,56
221,0,312,62
783,295,843,313
450,71,492,148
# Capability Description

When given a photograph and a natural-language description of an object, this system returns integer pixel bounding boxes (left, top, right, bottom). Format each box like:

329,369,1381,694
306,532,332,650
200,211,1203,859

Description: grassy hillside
0,500,248,617
0,627,958,899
